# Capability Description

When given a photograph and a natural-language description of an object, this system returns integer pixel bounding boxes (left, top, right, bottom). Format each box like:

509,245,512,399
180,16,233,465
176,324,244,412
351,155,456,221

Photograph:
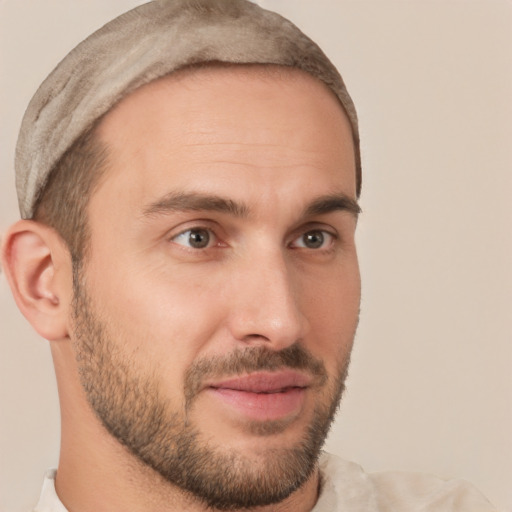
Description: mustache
184,343,328,405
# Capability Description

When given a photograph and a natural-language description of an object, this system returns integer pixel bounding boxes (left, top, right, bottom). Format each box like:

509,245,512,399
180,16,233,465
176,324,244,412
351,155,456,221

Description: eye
291,229,335,250
171,228,216,249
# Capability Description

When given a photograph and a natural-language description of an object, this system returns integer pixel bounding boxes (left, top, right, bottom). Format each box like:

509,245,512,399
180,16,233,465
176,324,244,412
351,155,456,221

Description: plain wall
1,1,510,511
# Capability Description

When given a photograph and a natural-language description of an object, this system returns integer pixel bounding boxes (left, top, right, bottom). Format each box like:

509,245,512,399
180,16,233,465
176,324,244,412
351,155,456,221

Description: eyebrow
142,191,249,218
304,194,361,218
142,191,360,219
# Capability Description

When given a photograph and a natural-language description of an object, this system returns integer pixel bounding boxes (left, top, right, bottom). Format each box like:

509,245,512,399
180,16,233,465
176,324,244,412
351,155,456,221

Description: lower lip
207,387,306,421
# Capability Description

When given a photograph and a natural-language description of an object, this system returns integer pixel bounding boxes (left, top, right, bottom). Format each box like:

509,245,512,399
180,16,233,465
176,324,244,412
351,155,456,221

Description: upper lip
206,371,312,393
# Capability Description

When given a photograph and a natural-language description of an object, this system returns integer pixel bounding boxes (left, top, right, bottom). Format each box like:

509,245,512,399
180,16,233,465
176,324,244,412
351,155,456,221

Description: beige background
1,1,510,511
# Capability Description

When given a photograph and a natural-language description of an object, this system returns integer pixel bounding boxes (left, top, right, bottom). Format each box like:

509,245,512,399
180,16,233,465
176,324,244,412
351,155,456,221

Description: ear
1,220,73,340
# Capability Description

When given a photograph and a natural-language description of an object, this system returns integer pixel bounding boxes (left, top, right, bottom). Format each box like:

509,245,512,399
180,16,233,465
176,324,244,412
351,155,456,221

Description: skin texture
2,66,360,512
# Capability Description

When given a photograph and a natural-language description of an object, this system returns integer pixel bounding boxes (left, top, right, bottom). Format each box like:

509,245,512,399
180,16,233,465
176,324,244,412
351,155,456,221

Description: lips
205,371,311,421
208,371,311,393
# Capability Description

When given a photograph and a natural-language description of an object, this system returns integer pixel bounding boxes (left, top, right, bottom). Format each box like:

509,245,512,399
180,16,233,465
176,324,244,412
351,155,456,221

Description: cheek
299,257,360,362
84,256,228,392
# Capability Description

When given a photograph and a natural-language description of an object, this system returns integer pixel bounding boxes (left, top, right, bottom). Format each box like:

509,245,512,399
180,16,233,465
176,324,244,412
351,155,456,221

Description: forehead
97,64,353,156
90,65,356,217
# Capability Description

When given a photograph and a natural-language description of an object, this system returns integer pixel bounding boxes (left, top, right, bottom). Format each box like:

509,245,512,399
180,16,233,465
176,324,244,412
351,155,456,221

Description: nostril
242,333,272,343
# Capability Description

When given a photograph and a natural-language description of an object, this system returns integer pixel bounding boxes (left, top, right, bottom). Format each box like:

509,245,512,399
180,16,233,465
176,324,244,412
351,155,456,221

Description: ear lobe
1,220,72,341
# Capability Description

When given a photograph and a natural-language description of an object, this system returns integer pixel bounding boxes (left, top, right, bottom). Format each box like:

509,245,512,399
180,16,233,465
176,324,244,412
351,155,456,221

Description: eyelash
169,226,338,252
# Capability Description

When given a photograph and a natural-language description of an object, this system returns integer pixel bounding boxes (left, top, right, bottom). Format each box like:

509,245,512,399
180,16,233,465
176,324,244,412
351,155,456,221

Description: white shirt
33,452,496,512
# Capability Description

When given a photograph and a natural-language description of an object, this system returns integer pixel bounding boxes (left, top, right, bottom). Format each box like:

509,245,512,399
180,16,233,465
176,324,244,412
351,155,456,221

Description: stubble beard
70,269,353,510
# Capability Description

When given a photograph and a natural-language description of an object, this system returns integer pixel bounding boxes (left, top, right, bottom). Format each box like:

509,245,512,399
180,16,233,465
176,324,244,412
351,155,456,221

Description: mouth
204,371,311,422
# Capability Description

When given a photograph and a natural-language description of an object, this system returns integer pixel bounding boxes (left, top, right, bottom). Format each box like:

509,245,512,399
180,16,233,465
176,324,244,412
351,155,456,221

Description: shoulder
368,469,496,512
316,452,497,512
33,469,68,512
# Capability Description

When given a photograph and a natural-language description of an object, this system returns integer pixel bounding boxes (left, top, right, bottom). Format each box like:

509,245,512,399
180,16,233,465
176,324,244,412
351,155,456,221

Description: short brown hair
32,125,107,263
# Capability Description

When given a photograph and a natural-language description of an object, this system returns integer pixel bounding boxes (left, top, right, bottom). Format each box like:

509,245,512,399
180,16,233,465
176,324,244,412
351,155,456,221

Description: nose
227,249,309,350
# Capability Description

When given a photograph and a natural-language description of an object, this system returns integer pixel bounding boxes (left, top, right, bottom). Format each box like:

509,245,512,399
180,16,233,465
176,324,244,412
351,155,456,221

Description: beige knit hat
15,0,361,219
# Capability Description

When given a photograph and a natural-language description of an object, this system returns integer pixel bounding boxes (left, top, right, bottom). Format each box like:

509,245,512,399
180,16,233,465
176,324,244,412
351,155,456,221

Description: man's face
71,66,360,509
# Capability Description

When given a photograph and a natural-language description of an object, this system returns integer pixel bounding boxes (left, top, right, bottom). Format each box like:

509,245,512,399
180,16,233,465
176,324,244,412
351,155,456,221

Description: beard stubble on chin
70,268,353,511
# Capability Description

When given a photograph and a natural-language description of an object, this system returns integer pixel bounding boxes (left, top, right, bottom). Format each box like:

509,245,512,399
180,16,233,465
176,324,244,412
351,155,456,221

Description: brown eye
302,230,324,249
291,229,334,250
188,229,210,248
172,228,213,249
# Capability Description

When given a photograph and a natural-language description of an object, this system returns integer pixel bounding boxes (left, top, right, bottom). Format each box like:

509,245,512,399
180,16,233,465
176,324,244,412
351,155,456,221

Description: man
1,1,497,511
